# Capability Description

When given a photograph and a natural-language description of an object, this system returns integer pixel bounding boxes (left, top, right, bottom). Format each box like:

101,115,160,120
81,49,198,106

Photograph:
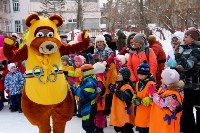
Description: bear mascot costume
3,14,90,133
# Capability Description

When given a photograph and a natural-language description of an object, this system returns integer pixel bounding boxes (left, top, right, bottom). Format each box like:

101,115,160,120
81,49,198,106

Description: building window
13,0,20,11
83,0,98,2
5,21,10,32
15,20,21,32
3,0,8,13
49,0,64,2
68,19,77,23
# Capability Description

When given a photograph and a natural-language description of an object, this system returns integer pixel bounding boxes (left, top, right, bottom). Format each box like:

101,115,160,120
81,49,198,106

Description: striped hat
81,64,94,77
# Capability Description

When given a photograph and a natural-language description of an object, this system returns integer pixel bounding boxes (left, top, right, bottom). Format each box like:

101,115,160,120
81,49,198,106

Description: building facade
0,0,101,34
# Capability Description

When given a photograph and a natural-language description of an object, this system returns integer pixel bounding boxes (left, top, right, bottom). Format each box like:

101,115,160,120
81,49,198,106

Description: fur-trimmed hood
167,80,184,90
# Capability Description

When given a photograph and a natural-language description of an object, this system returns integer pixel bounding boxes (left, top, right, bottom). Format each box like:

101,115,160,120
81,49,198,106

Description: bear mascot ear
26,14,40,27
49,15,63,27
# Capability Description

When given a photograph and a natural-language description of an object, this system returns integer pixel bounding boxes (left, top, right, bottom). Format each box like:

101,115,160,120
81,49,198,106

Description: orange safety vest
96,76,106,111
110,84,134,127
105,63,118,94
135,81,156,128
149,88,183,133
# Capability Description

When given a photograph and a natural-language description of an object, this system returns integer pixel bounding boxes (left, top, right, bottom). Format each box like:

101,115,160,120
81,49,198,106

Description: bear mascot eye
47,32,54,37
36,32,44,37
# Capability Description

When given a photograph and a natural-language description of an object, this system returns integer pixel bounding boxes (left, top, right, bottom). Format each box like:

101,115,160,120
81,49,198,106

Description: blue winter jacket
4,71,24,95
71,75,98,119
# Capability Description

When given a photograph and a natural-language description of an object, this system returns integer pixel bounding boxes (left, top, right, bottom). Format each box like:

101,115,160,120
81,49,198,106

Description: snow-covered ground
0,103,137,133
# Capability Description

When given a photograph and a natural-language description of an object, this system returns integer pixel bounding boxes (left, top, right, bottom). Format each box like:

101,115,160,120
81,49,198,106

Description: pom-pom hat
137,60,150,75
161,68,180,85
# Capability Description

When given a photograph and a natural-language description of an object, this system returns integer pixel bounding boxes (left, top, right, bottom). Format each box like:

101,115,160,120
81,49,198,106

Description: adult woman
127,33,157,83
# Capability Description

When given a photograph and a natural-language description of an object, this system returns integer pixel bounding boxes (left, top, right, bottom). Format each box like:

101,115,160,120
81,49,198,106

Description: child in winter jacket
61,55,74,80
110,67,134,133
93,61,107,133
148,68,184,133
67,55,85,117
70,64,98,133
4,63,24,113
132,61,156,133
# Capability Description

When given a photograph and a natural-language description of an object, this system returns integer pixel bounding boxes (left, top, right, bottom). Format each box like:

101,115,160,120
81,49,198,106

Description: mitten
176,65,184,72
141,97,152,106
5,89,9,94
132,94,141,106
125,107,132,115
148,84,156,96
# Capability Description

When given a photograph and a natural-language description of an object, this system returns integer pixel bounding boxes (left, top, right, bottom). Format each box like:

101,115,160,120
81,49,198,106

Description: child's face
74,60,81,67
61,60,67,66
172,38,178,46
61,38,67,44
117,73,123,81
183,35,194,45
96,41,104,49
10,66,16,72
138,74,148,80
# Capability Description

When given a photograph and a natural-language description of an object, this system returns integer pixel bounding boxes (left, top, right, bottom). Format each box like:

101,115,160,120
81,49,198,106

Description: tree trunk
77,0,83,30
139,0,148,35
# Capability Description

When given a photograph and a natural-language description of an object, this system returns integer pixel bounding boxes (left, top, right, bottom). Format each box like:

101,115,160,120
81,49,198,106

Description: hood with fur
167,80,185,90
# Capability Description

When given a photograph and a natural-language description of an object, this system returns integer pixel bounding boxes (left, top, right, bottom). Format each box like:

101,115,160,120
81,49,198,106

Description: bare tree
38,0,65,17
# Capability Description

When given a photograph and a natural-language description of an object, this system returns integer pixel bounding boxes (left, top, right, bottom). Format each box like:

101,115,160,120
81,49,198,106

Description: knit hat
8,63,16,71
95,34,106,44
93,61,107,74
104,34,112,43
61,55,69,63
74,55,85,66
116,55,126,65
137,61,150,75
11,33,18,39
148,35,156,45
119,67,131,80
185,28,200,41
81,64,94,77
133,33,146,45
161,68,180,85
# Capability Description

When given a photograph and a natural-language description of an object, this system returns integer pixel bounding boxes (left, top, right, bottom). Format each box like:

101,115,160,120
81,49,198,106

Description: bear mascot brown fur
3,14,90,133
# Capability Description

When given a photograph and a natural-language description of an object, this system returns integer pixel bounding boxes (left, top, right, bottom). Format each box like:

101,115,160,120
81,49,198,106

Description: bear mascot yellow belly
3,14,90,133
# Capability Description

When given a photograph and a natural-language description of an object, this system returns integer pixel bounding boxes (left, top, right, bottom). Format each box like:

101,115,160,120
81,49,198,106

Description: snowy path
0,103,117,133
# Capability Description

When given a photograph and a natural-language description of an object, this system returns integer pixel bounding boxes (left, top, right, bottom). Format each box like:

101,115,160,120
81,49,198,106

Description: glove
132,94,141,106
176,65,184,72
108,83,116,92
63,71,68,76
148,84,156,96
141,97,152,106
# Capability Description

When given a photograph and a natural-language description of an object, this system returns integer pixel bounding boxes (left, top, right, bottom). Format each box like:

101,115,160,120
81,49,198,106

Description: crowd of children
1,27,200,133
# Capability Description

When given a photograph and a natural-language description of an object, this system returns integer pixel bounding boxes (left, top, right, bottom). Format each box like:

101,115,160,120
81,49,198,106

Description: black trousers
10,94,22,111
82,104,97,133
181,90,198,133
114,123,134,133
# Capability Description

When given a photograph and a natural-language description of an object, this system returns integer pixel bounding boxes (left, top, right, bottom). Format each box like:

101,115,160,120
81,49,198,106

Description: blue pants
0,91,4,110
10,94,22,111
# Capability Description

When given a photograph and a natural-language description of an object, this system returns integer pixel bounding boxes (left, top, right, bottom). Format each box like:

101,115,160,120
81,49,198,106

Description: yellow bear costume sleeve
3,14,91,133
